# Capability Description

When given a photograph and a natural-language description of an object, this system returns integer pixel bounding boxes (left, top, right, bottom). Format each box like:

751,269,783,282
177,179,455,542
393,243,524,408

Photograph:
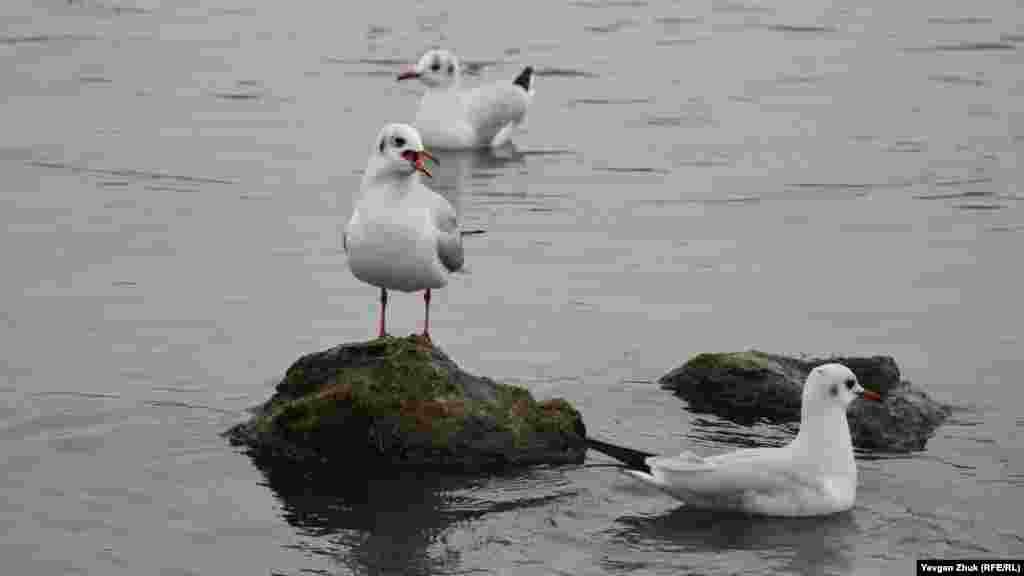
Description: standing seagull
397,48,534,150
587,364,883,517
343,123,463,342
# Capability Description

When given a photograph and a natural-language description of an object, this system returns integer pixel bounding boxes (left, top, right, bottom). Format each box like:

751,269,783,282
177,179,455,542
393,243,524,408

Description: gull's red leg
378,287,388,338
422,289,432,341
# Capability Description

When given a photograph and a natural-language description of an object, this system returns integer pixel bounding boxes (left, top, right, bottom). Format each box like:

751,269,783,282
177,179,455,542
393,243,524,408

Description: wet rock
225,335,586,472
658,350,950,452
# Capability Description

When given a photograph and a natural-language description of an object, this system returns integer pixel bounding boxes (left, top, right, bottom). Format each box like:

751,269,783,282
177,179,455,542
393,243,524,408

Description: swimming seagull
397,48,534,150
343,123,463,342
587,363,884,517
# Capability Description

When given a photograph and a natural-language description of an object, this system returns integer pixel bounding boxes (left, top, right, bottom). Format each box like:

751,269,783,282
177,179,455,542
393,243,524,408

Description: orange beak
397,67,420,81
861,389,883,402
402,149,437,178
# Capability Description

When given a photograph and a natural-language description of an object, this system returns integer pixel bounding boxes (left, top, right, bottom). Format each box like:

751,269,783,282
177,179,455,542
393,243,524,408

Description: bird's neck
359,164,417,199
791,405,856,475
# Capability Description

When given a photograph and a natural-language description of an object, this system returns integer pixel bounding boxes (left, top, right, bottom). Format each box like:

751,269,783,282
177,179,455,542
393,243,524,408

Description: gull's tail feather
586,437,656,474
512,66,534,94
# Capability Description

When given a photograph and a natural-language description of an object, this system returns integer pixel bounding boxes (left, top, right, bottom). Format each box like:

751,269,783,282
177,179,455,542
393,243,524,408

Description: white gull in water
343,123,463,341
591,363,883,517
397,48,534,150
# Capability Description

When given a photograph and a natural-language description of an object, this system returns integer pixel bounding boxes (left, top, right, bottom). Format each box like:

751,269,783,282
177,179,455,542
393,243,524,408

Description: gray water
2,0,1022,574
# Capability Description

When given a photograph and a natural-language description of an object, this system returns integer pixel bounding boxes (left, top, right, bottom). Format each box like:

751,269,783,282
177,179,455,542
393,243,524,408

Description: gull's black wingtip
585,437,655,474
513,66,534,92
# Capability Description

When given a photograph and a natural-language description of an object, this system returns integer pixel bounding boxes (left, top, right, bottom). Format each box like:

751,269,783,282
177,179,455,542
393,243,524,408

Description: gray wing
433,196,464,273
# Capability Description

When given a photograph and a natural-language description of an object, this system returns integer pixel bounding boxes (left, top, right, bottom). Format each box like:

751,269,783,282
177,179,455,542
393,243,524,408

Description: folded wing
433,195,464,273
641,447,818,498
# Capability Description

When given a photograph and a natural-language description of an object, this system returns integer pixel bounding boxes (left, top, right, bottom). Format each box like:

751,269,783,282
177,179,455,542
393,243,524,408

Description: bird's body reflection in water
608,506,860,575
251,454,578,575
422,144,527,204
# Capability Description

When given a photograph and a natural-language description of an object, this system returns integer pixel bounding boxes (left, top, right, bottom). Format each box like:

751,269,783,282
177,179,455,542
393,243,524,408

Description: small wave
572,0,649,8
912,42,1016,52
599,166,669,174
765,24,836,34
930,73,989,86
655,16,702,25
534,67,599,79
211,91,263,101
789,182,875,191
914,190,993,200
956,203,1004,211
569,97,652,106
30,391,121,400
986,224,1024,233
886,139,927,153
585,19,639,34
144,400,241,415
366,25,391,39
700,195,762,205
78,75,113,85
927,16,994,25
29,160,235,185
713,0,774,14
0,34,96,45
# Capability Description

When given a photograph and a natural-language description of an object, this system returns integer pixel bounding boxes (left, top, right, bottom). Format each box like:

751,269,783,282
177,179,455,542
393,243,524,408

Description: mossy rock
659,350,950,452
226,335,586,472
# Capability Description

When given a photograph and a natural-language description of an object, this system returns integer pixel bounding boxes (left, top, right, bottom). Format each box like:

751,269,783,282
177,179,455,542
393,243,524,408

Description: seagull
343,123,463,342
397,48,534,150
587,363,884,517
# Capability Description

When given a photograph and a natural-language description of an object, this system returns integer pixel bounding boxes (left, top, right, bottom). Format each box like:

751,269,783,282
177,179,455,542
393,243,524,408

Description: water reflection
611,507,859,574
251,455,577,575
424,145,527,197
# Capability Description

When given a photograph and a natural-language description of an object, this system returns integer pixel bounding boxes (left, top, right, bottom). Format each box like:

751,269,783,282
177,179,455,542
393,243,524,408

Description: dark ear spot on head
829,384,838,397
447,63,455,74
378,137,385,154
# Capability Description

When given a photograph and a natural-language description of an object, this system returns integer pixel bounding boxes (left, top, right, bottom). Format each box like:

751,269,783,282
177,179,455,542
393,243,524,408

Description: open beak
396,67,420,81
860,388,883,402
402,149,437,178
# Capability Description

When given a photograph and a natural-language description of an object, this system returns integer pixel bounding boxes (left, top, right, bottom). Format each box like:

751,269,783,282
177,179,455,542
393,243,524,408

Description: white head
801,363,882,414
366,123,437,181
397,49,461,89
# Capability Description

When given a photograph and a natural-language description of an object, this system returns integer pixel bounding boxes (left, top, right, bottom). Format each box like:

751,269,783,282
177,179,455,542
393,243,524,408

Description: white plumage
343,123,463,340
625,363,882,517
397,49,534,150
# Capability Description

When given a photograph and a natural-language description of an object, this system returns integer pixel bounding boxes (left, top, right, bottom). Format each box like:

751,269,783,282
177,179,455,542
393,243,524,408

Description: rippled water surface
2,0,1022,574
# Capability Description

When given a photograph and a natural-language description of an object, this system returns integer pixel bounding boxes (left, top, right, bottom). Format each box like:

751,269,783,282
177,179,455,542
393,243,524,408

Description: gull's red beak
396,67,420,81
861,389,883,402
401,149,437,178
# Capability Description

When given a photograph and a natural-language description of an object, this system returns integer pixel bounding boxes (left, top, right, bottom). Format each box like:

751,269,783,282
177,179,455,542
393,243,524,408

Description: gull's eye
430,59,441,72
393,136,406,148
845,378,856,390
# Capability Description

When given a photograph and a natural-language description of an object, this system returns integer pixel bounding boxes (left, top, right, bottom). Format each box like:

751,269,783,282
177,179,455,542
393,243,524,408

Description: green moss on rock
227,335,586,470
684,350,782,373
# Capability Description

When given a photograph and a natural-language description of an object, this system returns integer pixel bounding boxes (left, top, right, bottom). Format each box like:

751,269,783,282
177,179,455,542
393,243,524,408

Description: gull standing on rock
343,123,463,342
397,48,534,150
587,363,883,517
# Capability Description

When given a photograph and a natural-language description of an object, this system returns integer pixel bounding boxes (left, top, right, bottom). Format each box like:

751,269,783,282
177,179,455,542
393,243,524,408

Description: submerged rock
659,350,950,452
226,335,586,471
